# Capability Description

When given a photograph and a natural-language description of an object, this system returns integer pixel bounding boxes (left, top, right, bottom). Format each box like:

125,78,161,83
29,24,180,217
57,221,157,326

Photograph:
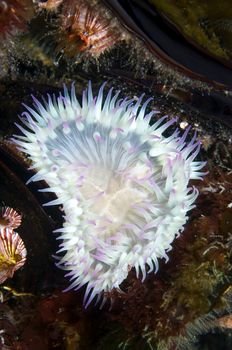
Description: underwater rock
104,0,232,88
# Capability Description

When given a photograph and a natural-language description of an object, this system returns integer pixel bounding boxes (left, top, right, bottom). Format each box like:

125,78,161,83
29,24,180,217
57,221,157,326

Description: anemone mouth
46,118,155,242
0,217,10,229
13,82,206,307
80,166,148,236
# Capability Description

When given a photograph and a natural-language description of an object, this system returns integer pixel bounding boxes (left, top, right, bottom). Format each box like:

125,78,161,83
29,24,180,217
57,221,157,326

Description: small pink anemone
0,228,27,284
0,207,22,230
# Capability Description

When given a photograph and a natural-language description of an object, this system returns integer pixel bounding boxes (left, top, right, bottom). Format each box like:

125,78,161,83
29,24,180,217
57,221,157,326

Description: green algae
149,0,232,61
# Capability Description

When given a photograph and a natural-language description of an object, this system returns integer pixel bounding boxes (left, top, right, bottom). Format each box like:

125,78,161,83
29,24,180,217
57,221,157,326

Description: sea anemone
13,82,206,307
56,0,125,58
0,227,27,284
0,206,22,230
34,0,63,11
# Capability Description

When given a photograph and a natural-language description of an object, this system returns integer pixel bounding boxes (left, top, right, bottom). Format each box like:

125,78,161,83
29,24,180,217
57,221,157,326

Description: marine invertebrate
56,0,126,58
0,228,27,284
0,207,22,230
0,0,33,39
34,0,63,11
13,82,205,307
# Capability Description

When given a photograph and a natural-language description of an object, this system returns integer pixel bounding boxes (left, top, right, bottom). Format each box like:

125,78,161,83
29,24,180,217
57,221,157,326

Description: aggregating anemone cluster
14,82,206,306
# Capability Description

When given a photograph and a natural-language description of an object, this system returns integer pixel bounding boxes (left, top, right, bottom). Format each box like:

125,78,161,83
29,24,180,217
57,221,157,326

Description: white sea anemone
13,82,206,307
